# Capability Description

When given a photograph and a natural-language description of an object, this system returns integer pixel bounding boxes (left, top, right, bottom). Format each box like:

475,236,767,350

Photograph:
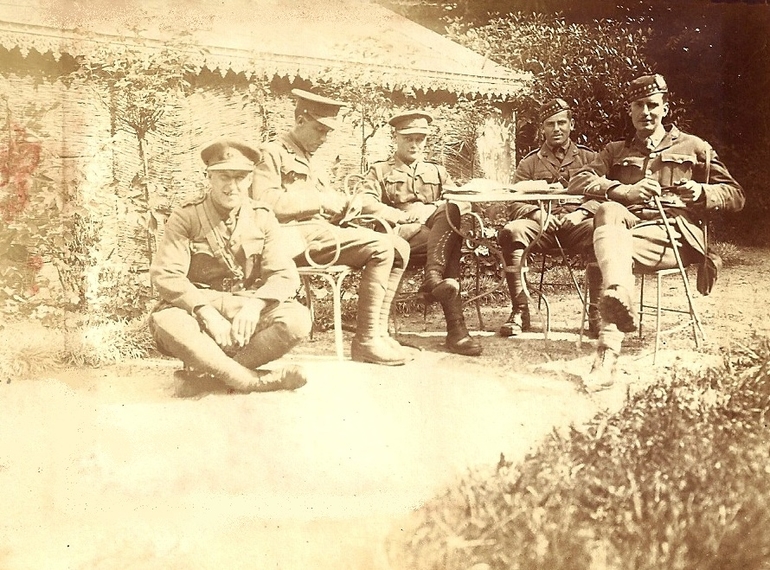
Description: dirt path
0,248,766,569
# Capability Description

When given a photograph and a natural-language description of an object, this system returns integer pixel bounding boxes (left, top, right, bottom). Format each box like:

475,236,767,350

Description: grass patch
389,337,770,570
63,316,155,367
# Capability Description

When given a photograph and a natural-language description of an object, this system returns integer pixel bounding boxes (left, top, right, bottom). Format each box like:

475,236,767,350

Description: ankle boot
152,309,306,392
582,346,618,392
441,294,482,356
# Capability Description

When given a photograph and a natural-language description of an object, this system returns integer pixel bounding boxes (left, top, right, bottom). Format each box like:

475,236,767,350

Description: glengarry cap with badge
201,140,261,171
388,111,433,135
538,98,571,123
292,88,346,130
625,74,668,103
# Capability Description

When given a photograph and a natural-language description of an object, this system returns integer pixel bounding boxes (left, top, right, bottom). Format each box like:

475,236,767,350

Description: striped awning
0,0,531,99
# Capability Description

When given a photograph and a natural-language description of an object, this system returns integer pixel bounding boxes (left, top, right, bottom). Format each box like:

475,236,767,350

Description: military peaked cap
388,111,433,135
538,98,571,123
292,88,346,130
626,74,668,102
201,140,260,171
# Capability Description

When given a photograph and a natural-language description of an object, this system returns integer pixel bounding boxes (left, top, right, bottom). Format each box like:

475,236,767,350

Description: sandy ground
1,248,767,569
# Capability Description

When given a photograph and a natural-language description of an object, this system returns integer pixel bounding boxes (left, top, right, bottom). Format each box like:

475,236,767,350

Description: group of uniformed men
149,73,744,396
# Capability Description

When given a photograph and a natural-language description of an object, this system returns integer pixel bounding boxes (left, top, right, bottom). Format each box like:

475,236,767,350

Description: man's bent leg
233,299,311,369
151,307,305,394
422,203,462,302
332,226,406,365
593,203,638,335
497,218,546,336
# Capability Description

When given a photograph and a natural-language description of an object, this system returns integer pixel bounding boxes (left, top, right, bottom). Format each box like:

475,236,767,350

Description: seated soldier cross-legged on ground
360,110,482,356
498,97,602,338
251,89,412,366
149,140,312,396
568,74,745,392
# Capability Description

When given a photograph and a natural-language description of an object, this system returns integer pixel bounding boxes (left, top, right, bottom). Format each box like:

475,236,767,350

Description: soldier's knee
281,301,313,339
498,223,527,250
594,202,628,226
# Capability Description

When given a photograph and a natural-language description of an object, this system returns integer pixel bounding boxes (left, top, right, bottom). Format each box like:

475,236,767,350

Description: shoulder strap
194,203,244,281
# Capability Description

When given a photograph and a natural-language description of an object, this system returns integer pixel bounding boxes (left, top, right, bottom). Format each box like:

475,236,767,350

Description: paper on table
450,178,556,195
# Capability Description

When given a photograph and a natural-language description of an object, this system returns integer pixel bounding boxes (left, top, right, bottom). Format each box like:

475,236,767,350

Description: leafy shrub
390,337,770,570
446,13,666,154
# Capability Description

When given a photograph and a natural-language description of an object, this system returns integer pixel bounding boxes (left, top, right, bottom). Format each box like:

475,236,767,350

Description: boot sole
599,292,637,333
351,354,406,366
446,336,483,356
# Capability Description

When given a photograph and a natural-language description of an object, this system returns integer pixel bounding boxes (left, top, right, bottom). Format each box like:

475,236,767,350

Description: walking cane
652,194,705,346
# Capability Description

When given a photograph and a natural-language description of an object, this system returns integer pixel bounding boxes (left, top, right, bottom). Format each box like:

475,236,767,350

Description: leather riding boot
151,309,306,393
441,293,483,356
422,220,461,302
586,263,602,339
378,267,409,353
352,268,405,366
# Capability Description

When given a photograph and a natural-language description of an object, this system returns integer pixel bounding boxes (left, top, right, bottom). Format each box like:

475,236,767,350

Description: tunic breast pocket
384,172,411,205
659,153,696,186
415,170,441,203
609,156,645,184
281,163,309,186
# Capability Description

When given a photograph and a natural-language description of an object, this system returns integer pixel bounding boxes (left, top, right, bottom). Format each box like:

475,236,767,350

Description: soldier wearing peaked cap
251,89,412,366
568,74,745,391
497,97,600,338
150,139,312,396
361,109,482,357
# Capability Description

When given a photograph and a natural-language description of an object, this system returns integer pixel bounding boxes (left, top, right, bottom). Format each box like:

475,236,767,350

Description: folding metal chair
578,197,705,362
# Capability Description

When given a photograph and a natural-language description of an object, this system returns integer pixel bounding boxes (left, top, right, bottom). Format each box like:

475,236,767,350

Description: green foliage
391,338,770,570
446,13,661,153
0,96,89,317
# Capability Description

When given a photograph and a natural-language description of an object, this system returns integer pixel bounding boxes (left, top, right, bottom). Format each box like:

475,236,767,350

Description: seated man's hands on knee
195,305,233,350
230,299,267,347
559,209,588,229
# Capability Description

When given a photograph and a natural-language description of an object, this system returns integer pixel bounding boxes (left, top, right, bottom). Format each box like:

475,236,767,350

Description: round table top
443,191,581,203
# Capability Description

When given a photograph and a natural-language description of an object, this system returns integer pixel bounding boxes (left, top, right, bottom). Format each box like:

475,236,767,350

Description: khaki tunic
568,125,745,256
150,194,300,318
362,156,451,225
511,140,599,219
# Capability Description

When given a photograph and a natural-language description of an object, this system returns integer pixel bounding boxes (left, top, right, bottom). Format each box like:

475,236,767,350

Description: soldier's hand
321,192,348,216
231,299,266,347
674,179,703,204
196,305,233,349
560,210,587,229
622,179,662,205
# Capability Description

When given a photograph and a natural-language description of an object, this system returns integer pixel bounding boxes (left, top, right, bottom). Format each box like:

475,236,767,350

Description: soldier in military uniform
361,111,482,356
569,74,745,391
497,98,601,337
150,140,312,395
251,89,411,366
